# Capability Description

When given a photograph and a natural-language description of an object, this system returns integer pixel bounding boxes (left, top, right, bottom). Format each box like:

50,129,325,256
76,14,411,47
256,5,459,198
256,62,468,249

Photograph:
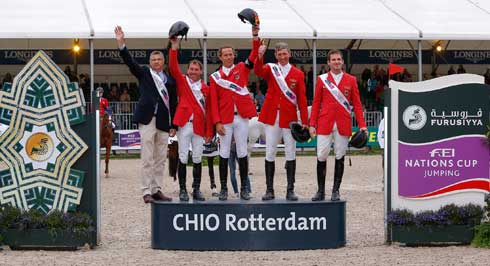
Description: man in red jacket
169,38,213,202
309,49,367,201
254,42,308,201
209,26,260,201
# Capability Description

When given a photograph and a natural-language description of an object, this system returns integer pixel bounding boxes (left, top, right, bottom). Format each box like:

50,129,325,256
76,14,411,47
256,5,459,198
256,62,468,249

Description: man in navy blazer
115,26,177,204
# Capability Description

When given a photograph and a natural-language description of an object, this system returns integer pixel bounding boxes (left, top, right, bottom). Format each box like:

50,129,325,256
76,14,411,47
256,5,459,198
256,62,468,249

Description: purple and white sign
399,136,489,198
118,131,141,147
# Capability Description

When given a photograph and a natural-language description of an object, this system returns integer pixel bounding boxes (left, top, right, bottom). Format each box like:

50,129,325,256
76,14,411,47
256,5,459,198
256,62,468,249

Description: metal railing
87,101,383,130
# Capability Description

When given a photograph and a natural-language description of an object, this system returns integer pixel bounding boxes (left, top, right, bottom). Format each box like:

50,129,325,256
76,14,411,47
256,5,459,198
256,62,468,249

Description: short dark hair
188,59,203,70
218,45,234,56
327,49,343,61
150,50,165,63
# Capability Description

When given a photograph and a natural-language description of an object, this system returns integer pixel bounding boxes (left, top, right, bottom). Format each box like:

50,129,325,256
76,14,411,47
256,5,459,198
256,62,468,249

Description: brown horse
100,113,113,177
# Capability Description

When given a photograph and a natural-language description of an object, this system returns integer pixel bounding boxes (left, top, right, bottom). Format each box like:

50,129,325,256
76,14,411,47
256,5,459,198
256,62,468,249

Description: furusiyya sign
172,212,326,232
152,201,346,250
389,74,490,211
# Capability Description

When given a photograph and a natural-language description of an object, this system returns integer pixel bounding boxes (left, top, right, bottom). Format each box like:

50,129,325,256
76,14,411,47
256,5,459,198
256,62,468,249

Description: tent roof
84,0,205,39
186,0,314,39
287,0,420,39
0,0,92,38
383,0,490,40
2,0,490,40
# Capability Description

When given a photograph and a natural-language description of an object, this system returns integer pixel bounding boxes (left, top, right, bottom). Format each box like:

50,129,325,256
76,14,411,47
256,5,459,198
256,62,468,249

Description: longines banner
11,49,490,65
389,74,490,212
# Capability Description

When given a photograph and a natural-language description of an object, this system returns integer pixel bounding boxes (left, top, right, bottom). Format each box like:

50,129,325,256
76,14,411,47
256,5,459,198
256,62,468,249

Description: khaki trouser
139,117,168,196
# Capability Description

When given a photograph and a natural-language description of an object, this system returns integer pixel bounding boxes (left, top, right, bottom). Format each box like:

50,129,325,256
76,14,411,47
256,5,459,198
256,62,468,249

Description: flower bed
388,204,484,245
0,206,94,250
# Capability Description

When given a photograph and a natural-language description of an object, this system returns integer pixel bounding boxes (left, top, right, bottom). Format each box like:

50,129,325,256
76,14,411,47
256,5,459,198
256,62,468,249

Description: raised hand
252,25,260,39
258,44,266,59
170,37,179,50
114,26,126,47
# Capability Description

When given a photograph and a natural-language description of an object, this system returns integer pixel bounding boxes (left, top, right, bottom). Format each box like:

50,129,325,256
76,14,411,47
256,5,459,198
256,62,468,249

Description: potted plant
388,203,484,245
0,205,95,250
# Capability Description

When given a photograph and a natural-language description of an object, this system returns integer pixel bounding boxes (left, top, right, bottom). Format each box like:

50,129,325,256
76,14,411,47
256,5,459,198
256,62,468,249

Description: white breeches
317,123,349,161
177,122,204,164
219,114,249,159
265,111,296,161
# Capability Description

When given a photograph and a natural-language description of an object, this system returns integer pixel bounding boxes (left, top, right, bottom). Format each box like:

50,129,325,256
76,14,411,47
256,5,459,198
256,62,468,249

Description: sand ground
1,155,489,266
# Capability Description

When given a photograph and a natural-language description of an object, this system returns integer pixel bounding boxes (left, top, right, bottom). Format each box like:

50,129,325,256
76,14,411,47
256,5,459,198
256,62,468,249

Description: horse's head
101,113,112,129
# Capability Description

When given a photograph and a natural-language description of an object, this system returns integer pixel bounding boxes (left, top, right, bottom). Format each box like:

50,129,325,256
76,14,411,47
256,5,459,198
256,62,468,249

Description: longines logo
453,50,490,64
402,105,427,130
368,50,414,63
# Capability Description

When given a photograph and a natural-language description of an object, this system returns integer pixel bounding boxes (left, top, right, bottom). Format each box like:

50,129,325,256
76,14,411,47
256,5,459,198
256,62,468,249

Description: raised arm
168,38,186,97
115,26,144,79
244,26,261,69
254,44,270,79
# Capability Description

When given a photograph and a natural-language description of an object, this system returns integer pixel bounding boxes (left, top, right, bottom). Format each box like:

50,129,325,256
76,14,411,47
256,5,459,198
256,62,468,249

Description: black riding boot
262,160,275,200
178,161,189,201
192,162,205,201
286,160,298,201
312,160,326,201
331,156,345,201
208,156,217,189
218,156,228,201
238,157,251,200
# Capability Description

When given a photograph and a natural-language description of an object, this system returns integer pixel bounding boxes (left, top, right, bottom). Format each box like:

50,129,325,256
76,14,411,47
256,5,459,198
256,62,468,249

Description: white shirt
331,71,344,86
221,65,238,112
279,63,291,77
222,65,235,76
186,77,204,120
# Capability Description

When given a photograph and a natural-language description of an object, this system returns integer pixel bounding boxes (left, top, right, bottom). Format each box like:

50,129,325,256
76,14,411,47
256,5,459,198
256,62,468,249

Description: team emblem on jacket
234,74,240,80
290,82,296,89
344,86,351,97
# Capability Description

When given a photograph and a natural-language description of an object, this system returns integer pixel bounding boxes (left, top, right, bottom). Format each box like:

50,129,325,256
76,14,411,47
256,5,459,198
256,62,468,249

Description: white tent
3,0,490,40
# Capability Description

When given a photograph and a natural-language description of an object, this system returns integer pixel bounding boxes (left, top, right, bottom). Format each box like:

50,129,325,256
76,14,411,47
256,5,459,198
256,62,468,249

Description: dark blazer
119,47,177,132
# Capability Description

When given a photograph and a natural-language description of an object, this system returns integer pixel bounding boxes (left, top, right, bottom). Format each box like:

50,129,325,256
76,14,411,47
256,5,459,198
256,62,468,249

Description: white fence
88,101,383,130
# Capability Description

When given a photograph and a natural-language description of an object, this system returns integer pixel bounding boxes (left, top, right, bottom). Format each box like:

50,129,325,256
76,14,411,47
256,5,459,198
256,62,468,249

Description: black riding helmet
289,122,310,143
237,8,260,26
169,21,189,40
349,130,368,148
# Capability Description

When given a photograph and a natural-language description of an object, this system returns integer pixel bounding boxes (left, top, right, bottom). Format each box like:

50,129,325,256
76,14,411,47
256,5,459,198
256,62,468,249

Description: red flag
389,63,404,76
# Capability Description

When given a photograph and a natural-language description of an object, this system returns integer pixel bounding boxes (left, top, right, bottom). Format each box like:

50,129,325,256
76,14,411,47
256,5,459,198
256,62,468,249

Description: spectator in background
119,88,131,112
457,64,466,74
108,84,120,102
401,69,412,82
64,66,78,82
318,65,327,75
254,89,265,111
361,68,371,90
448,65,456,75
2,72,13,86
307,67,314,101
484,68,490,85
